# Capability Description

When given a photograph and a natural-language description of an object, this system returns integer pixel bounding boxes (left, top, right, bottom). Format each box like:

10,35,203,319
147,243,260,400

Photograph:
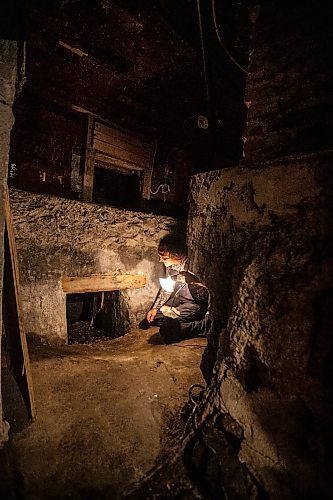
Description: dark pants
139,310,211,344
157,314,211,344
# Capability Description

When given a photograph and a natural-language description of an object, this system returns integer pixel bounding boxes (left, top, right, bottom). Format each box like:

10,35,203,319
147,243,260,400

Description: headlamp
159,276,176,292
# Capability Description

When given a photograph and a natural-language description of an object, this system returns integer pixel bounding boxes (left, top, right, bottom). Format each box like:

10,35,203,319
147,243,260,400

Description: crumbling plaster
10,189,181,345
187,156,333,497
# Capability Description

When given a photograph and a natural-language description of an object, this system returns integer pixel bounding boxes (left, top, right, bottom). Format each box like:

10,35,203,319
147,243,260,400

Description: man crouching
139,234,211,343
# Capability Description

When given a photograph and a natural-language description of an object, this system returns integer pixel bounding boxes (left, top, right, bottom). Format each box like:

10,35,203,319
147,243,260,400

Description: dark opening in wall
92,166,142,209
66,291,130,344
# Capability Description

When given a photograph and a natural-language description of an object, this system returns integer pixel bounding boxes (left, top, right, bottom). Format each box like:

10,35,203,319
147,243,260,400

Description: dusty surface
6,327,206,499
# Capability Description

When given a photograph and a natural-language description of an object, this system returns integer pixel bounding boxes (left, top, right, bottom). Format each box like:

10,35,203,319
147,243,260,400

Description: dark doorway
92,166,142,209
66,291,130,344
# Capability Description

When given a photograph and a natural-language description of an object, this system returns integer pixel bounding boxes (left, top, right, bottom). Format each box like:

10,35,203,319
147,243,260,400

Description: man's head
157,235,187,267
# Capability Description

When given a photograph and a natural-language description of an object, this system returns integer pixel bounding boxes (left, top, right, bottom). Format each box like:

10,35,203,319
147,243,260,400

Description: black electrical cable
211,0,249,74
196,0,213,126
185,384,231,500
189,383,206,407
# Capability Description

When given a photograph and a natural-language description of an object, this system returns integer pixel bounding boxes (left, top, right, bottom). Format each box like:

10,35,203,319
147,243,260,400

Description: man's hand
147,308,157,323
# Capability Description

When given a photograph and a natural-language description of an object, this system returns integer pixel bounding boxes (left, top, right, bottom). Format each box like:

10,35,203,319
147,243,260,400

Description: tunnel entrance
62,273,147,345
66,291,130,344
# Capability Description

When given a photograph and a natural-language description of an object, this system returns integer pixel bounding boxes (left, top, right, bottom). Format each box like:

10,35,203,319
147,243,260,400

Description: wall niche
66,290,130,344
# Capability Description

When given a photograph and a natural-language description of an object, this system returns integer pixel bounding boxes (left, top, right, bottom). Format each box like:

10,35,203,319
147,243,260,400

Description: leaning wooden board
2,186,36,421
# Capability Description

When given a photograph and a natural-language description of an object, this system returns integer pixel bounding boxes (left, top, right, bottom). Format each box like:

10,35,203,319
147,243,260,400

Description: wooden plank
72,107,153,140
93,138,150,168
62,274,147,294
3,187,36,421
142,168,153,200
95,121,148,149
82,114,96,202
59,41,88,57
95,152,144,172
94,130,151,157
94,122,148,148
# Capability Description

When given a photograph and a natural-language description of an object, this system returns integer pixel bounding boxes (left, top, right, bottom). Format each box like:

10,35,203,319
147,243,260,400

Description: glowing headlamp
159,276,176,292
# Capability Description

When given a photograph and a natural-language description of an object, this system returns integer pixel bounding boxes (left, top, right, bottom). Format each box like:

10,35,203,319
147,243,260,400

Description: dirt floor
2,327,206,499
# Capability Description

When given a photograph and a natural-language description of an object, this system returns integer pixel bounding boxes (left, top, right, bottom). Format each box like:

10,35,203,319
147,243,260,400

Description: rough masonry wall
10,189,180,345
0,40,17,447
186,2,333,498
188,160,333,498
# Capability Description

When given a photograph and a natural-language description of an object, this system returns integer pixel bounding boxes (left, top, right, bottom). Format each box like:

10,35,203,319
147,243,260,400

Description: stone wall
10,189,181,345
0,41,18,447
188,158,333,497
186,1,333,498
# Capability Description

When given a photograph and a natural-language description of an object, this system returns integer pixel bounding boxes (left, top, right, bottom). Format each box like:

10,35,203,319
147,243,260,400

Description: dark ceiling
0,0,256,202
14,0,250,157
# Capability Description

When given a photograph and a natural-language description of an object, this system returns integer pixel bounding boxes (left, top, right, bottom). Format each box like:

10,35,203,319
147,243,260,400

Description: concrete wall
10,189,181,345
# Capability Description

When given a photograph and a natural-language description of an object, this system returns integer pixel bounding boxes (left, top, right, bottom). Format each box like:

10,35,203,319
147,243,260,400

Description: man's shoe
138,318,151,330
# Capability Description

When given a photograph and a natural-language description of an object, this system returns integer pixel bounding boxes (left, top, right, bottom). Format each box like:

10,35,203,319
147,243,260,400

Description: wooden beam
95,152,144,172
58,41,88,58
61,274,147,294
82,114,96,202
93,139,149,167
3,187,36,421
94,122,150,152
71,106,150,141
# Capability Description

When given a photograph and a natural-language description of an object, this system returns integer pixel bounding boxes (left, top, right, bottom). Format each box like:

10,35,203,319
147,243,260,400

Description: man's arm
146,289,173,322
